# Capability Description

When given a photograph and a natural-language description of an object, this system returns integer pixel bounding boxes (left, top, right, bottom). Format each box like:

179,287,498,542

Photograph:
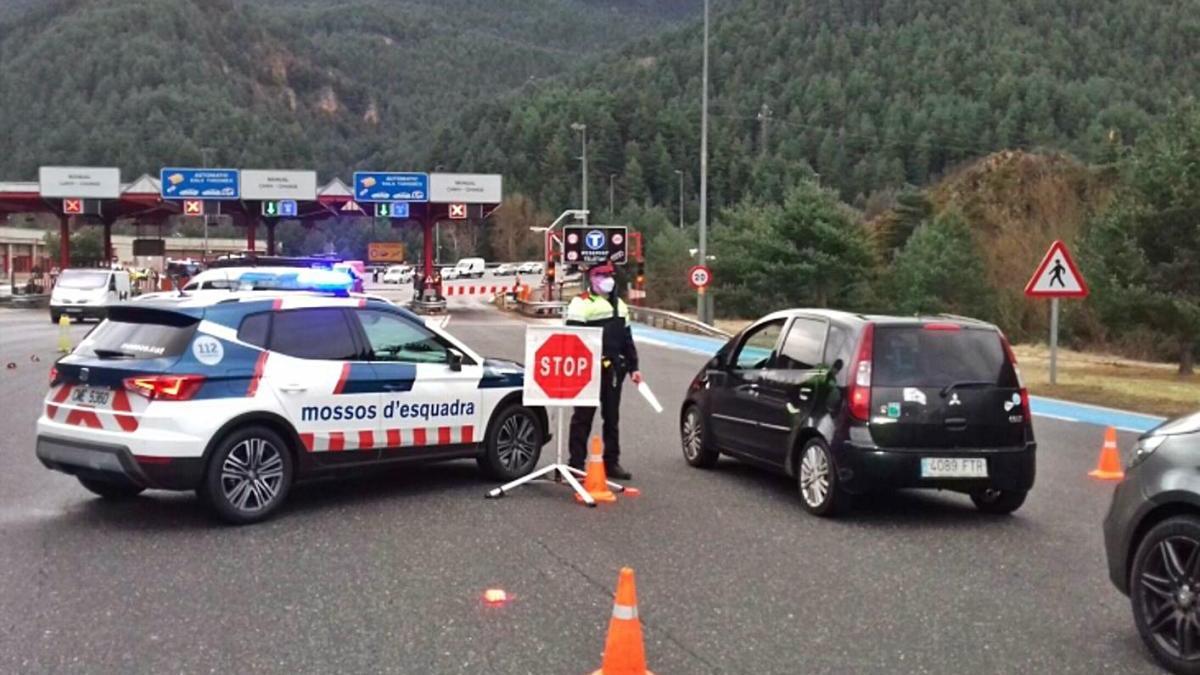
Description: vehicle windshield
57,271,109,289
873,326,1017,388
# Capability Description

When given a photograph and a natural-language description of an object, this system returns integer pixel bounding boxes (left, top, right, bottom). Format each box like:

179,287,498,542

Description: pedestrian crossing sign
1025,240,1088,298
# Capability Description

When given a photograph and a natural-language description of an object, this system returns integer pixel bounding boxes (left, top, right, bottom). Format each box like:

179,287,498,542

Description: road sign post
486,325,626,505
1024,240,1089,385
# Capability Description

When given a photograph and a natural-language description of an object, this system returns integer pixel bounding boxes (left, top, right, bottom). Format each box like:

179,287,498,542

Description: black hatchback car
679,310,1036,516
1103,410,1200,674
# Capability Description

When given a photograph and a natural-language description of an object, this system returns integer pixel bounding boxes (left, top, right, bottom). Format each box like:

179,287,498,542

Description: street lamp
698,0,711,323
201,147,215,262
675,169,684,229
570,122,588,225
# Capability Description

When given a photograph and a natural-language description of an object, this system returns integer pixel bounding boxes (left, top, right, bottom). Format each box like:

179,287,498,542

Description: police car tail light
999,335,1031,420
124,374,205,401
848,323,874,421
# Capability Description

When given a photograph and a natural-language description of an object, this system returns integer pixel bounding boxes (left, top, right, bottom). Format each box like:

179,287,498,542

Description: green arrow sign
262,201,279,217
375,203,391,217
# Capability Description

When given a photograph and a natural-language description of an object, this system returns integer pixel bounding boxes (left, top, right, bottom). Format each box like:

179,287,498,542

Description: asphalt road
0,298,1162,674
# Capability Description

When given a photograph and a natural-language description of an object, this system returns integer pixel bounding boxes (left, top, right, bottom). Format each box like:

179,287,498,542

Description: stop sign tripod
485,326,628,506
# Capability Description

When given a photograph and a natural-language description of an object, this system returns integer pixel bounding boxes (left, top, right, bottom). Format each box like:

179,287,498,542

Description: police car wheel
77,477,145,500
202,426,294,524
681,404,719,468
479,405,543,481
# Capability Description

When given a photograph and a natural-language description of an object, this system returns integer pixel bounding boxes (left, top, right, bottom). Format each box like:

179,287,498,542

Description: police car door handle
279,384,307,393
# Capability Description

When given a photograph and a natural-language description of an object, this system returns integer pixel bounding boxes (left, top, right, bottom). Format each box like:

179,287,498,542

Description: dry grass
1013,344,1198,418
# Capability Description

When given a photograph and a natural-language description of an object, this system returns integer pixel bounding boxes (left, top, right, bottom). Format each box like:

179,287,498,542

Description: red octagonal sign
533,333,594,399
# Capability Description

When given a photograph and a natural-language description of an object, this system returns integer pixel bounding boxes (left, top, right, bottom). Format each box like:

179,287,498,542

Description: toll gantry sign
160,168,241,200
353,172,429,203
1024,240,1088,298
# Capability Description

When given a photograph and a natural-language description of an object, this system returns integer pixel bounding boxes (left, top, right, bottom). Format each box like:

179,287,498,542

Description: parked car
383,265,413,284
679,310,1035,516
518,262,544,275
50,269,133,323
1103,409,1200,673
442,266,462,280
494,263,518,276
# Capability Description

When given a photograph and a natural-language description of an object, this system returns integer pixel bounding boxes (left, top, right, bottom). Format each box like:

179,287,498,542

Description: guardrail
628,306,732,339
516,299,566,318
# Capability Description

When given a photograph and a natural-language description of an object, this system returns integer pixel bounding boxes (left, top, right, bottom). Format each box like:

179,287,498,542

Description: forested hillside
429,0,1200,212
0,0,703,178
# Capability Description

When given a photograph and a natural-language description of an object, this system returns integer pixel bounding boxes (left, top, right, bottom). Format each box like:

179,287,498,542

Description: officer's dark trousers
569,365,623,467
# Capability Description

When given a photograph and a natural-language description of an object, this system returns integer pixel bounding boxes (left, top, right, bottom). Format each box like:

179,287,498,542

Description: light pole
201,147,214,262
571,122,588,225
609,173,616,222
675,169,684,229
698,0,711,323
434,164,445,265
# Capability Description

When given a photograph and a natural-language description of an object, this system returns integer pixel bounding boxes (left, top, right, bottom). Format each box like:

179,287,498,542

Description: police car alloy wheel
202,426,294,524
798,438,846,516
478,405,543,481
681,405,719,468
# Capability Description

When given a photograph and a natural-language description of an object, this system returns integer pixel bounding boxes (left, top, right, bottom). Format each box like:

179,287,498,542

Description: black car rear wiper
939,380,994,397
92,348,138,360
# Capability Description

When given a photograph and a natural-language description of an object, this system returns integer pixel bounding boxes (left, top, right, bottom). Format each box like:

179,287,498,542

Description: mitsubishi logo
949,392,961,406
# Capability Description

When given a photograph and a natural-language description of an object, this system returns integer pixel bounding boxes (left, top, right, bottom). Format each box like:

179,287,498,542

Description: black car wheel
797,438,848,516
479,405,543,480
970,489,1027,515
200,426,293,525
78,477,144,500
1131,517,1200,674
680,404,719,468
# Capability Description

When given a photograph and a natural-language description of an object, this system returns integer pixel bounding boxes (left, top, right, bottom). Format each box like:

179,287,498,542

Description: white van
453,257,486,279
50,269,132,323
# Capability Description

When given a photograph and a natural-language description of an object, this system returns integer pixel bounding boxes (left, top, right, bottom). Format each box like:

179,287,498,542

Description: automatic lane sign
688,265,712,291
563,226,627,265
160,168,240,200
353,172,429,203
1025,240,1088,298
375,202,409,218
183,199,205,216
261,200,297,218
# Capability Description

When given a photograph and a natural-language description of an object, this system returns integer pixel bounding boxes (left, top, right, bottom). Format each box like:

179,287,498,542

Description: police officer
566,261,641,480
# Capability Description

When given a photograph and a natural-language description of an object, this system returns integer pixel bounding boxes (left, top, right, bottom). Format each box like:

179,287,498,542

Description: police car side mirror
448,349,464,372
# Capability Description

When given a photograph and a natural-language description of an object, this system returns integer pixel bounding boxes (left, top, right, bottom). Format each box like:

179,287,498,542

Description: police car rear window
873,326,1016,388
237,313,270,349
78,311,198,360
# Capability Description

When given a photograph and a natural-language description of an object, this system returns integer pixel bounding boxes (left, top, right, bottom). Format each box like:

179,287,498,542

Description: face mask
592,276,615,295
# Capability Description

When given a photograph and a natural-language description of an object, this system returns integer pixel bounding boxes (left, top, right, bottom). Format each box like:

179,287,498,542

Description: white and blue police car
35,282,546,523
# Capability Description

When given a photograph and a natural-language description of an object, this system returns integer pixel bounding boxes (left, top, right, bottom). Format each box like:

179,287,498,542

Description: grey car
1104,410,1200,674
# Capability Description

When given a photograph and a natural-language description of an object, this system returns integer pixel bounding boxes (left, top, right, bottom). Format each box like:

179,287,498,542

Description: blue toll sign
160,168,240,200
563,226,627,265
585,230,606,250
353,172,429,203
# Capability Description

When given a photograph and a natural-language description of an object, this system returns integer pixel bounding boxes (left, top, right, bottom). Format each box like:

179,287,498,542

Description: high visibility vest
565,293,629,325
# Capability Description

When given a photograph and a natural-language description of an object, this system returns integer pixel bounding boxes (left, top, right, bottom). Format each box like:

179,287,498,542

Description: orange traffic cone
591,567,654,675
575,436,617,504
1089,426,1125,480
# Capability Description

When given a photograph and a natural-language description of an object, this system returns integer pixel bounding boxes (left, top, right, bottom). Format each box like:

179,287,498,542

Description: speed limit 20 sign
522,325,602,407
688,265,712,291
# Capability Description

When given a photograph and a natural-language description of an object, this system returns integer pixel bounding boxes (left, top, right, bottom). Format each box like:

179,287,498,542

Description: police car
35,279,547,524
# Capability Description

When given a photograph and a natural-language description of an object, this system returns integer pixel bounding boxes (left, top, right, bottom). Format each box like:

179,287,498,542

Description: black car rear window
872,326,1016,388
269,308,359,360
78,310,198,359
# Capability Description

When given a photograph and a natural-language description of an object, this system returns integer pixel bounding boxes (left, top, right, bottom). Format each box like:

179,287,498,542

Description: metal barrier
628,306,732,339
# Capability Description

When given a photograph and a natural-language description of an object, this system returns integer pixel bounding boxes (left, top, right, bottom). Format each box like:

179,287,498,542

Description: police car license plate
70,386,111,407
921,457,987,478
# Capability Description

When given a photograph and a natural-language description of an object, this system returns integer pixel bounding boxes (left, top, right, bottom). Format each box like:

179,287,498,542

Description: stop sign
533,333,595,399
